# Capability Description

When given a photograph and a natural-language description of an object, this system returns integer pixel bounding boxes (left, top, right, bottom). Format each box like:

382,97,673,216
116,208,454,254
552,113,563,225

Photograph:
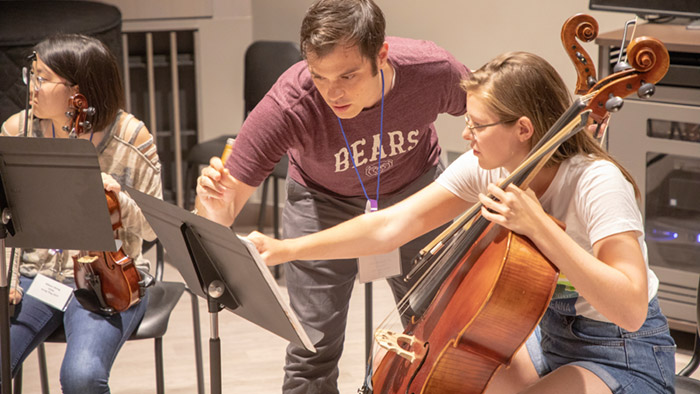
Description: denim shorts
525,297,676,394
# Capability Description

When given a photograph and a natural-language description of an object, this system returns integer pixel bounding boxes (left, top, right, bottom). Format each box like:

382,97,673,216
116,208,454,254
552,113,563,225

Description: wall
251,0,636,158
103,0,253,141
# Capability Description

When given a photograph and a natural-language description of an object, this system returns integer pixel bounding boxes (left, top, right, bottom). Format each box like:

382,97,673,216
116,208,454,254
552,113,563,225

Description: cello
65,93,143,315
362,32,669,394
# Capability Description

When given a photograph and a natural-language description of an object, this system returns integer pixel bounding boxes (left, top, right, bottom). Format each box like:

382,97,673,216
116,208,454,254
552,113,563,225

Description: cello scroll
561,13,598,94
585,36,669,120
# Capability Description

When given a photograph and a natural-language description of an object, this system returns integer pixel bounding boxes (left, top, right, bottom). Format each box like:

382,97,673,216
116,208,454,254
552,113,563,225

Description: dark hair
300,0,385,74
34,34,124,132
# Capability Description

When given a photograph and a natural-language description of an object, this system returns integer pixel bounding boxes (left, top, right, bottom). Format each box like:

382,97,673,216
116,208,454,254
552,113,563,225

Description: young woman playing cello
248,51,676,393
1,34,162,393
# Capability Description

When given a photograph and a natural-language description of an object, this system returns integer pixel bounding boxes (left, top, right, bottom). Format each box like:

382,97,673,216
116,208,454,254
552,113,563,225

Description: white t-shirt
436,150,659,322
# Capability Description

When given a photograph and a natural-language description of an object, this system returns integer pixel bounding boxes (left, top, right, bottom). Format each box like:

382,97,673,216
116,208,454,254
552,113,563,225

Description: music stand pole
208,298,223,394
181,222,237,394
0,232,12,394
1,165,17,394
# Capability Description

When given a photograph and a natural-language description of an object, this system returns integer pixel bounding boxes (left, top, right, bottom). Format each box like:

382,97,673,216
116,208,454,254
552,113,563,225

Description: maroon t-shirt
228,36,468,199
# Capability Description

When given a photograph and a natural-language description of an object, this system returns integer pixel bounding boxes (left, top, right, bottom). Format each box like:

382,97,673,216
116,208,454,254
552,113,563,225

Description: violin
73,190,142,314
64,93,95,138
64,94,143,315
362,23,669,394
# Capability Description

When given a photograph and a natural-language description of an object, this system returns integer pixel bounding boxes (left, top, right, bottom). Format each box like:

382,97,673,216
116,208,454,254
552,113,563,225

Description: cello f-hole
405,342,430,394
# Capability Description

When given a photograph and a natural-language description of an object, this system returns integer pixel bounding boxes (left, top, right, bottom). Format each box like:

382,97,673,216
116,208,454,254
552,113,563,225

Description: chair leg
37,343,50,394
272,176,280,279
190,290,205,394
184,164,197,211
13,365,22,394
155,337,164,394
257,177,270,233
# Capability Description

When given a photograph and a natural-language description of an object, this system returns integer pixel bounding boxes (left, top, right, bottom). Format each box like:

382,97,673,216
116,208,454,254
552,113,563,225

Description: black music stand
125,187,319,394
0,136,116,394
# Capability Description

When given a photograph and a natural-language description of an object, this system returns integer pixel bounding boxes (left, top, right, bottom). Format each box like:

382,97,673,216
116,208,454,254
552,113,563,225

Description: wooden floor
15,246,700,393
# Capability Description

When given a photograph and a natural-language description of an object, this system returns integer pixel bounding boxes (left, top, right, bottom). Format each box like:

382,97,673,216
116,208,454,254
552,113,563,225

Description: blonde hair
461,51,639,197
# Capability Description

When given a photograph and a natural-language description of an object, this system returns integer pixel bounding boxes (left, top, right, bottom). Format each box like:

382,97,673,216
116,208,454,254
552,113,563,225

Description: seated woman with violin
1,34,162,393
248,51,676,394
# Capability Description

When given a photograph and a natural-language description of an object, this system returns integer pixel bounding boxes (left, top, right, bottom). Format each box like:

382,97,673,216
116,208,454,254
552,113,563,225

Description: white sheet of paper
25,273,73,311
357,248,401,283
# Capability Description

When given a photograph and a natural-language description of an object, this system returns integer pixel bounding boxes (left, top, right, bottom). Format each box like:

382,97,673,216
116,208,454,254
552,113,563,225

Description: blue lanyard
337,69,385,212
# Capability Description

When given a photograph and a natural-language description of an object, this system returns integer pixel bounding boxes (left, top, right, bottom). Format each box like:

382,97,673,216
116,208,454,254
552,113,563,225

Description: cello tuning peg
65,111,74,118
62,125,70,132
80,121,92,130
605,95,624,113
613,60,632,73
84,106,96,116
637,82,655,99
586,76,597,89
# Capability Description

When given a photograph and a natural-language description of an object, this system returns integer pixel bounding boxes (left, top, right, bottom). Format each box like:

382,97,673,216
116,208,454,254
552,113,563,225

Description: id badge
357,199,402,283
26,273,73,311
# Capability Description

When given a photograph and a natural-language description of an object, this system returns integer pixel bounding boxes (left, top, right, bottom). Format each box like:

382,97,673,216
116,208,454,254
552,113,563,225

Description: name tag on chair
26,273,73,311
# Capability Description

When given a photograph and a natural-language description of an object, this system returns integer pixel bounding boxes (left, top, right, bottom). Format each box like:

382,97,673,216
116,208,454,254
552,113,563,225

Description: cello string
411,96,594,278
383,104,593,332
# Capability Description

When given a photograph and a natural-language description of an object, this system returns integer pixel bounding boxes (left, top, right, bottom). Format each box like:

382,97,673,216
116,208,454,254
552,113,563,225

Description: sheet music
236,235,316,352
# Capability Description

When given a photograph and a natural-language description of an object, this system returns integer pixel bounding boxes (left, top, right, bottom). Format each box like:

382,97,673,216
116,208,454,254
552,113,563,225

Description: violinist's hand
9,288,22,304
196,157,238,226
246,231,288,266
101,173,121,193
478,183,547,239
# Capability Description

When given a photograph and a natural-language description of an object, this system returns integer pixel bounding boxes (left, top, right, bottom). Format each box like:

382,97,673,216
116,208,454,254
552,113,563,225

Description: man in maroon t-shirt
196,0,468,392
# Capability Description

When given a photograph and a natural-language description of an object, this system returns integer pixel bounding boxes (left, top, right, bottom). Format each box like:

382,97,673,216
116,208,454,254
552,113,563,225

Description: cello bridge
375,329,425,363
77,255,99,264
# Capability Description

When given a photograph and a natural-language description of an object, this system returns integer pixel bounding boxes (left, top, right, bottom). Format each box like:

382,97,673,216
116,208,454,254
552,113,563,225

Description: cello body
373,223,558,394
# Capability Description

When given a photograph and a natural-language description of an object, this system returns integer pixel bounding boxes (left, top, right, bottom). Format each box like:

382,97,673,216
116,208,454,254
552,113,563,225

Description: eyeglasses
22,67,73,91
465,113,518,138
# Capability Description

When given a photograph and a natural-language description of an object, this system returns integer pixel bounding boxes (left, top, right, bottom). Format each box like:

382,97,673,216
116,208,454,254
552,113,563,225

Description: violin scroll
561,13,599,94
63,93,96,137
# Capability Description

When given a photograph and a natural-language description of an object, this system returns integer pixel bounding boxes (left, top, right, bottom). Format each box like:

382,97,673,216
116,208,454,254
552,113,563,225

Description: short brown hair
35,34,124,132
300,0,385,74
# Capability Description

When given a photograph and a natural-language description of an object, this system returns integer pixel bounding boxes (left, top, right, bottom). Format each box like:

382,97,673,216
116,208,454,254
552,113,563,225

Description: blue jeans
526,297,676,394
7,275,148,394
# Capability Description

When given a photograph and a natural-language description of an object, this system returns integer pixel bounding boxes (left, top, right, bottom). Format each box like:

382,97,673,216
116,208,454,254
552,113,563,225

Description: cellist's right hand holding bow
196,156,237,226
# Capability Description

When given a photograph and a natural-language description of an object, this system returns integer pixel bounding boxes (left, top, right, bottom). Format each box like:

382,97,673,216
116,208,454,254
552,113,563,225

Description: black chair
13,241,204,394
676,275,700,392
183,41,302,243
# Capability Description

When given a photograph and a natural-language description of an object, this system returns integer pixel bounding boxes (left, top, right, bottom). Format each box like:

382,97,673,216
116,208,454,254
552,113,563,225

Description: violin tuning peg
637,82,655,99
605,95,624,113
